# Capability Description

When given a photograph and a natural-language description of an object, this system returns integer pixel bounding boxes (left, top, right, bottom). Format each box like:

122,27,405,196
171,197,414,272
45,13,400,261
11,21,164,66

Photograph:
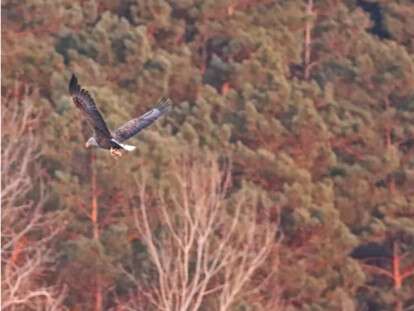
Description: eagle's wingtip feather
157,97,172,113
69,74,79,95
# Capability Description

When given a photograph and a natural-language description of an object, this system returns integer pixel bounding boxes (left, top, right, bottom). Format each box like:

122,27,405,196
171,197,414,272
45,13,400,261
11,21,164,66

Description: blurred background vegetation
2,0,414,310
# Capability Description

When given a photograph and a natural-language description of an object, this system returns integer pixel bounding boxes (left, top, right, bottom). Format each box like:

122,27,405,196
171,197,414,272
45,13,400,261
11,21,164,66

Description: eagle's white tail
119,143,136,151
110,138,136,151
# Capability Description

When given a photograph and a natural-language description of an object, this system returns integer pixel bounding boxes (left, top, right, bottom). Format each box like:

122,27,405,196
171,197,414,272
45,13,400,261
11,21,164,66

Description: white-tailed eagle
69,74,171,158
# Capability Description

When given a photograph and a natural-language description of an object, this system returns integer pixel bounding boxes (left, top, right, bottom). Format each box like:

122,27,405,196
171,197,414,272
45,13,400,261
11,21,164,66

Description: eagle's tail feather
111,138,136,151
119,143,136,151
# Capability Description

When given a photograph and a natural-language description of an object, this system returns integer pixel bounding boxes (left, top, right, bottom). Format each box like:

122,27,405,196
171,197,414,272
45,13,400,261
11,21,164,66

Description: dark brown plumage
112,97,171,142
69,74,112,139
68,74,171,158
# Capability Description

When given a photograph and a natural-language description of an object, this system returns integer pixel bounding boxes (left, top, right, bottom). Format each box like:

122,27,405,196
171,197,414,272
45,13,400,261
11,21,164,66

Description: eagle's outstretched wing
69,74,112,138
113,97,171,142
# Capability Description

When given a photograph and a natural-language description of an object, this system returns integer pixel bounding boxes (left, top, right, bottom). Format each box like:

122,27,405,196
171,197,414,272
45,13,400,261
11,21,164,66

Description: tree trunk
304,0,314,80
395,300,402,311
393,242,402,290
91,152,102,311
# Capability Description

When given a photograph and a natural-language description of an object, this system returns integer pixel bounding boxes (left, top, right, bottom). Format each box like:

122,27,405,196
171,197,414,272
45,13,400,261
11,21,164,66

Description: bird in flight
69,74,171,158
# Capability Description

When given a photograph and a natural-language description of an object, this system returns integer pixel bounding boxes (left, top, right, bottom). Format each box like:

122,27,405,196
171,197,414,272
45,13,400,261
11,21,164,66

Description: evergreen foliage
2,0,414,310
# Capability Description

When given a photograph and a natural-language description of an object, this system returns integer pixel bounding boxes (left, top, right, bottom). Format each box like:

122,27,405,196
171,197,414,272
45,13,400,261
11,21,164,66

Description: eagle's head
85,137,98,148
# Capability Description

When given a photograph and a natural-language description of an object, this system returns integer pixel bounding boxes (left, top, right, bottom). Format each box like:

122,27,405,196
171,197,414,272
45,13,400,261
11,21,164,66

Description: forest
1,0,414,310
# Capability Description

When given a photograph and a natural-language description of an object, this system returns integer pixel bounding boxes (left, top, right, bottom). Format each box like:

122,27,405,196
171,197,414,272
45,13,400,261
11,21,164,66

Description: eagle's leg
110,148,123,158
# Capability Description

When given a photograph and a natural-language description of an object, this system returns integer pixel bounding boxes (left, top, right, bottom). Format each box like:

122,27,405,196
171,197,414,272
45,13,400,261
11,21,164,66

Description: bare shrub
1,84,66,310
121,155,280,311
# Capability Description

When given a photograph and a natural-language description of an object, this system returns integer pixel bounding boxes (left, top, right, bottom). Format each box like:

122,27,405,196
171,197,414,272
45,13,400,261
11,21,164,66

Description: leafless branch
122,154,280,311
1,85,67,310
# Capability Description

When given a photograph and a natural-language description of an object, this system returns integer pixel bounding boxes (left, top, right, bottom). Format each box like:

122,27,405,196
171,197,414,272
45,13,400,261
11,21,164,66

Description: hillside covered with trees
2,0,414,310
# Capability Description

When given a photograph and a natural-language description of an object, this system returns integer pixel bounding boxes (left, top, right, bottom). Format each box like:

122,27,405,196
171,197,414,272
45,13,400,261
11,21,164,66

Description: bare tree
120,155,280,311
1,84,66,310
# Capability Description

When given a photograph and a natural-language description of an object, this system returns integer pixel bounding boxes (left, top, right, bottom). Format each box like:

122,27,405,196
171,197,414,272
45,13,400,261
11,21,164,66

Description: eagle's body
68,74,171,158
